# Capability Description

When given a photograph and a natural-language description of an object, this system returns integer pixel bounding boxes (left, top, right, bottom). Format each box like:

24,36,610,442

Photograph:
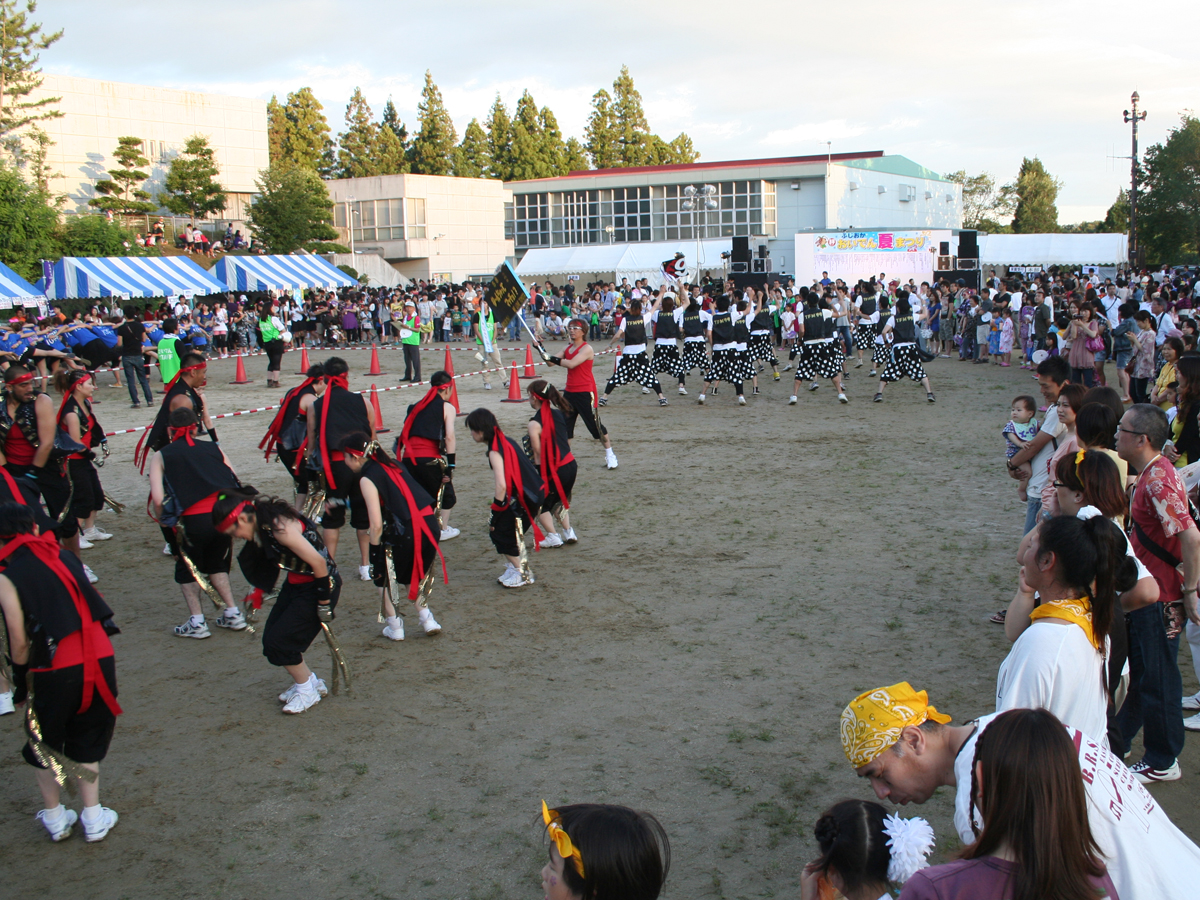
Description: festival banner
483,260,530,328
795,230,950,284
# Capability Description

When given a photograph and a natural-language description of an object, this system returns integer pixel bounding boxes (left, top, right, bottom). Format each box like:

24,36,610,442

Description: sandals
990,610,1007,624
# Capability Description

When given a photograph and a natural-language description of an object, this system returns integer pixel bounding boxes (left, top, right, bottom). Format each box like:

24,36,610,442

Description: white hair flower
883,812,935,884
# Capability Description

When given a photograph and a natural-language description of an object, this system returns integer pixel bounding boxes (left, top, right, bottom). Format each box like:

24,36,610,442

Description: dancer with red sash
213,491,341,714
133,351,216,473
337,433,446,641
466,408,545,588
396,370,459,541
0,502,121,842
260,363,326,509
526,380,578,548
148,408,247,638
304,357,375,578
546,319,618,470
54,368,112,556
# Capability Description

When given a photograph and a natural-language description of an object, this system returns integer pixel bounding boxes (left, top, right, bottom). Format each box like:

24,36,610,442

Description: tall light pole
682,184,717,279
345,195,356,255
1123,92,1146,268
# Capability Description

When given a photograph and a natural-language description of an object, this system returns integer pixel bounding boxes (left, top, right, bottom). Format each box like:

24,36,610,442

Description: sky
42,0,1200,224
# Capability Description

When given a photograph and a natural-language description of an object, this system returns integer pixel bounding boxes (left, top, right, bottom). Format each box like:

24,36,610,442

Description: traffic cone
370,384,391,433
230,353,253,384
443,346,464,416
367,343,386,376
520,344,538,378
295,346,310,374
500,362,525,403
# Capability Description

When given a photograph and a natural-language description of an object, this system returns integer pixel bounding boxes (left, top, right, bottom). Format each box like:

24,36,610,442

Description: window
341,199,408,243
406,198,426,239
612,186,651,242
514,192,549,248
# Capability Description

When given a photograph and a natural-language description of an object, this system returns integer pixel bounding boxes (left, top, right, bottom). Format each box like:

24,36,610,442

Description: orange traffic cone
443,346,464,416
520,344,538,378
367,343,386,376
295,346,310,374
500,362,525,403
230,353,253,384
370,384,390,433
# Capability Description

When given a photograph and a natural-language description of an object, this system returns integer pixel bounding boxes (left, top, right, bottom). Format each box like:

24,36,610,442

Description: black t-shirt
116,319,145,355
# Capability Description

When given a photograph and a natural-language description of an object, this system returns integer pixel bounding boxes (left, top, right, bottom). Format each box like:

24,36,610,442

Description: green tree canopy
381,98,408,149
158,134,226,222
562,137,588,173
409,71,457,176
0,0,62,141
335,87,381,178
1009,157,1060,234
89,136,155,217
247,163,338,254
454,118,489,178
945,170,1016,230
584,68,696,170
485,95,513,180
269,87,332,173
585,89,619,169
1139,116,1200,264
61,214,137,257
1102,190,1129,234
0,160,58,278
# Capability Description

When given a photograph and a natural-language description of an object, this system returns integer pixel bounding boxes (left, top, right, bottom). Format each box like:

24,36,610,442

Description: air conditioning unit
731,261,749,274
958,258,979,270
751,258,772,274
898,184,916,202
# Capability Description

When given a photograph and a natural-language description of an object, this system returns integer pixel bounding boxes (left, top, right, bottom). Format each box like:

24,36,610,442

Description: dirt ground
1,342,1198,900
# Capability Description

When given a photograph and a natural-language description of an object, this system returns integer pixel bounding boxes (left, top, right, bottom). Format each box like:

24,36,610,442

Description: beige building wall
26,73,269,224
326,173,513,284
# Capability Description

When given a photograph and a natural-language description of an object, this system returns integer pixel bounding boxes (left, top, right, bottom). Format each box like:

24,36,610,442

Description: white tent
516,239,731,286
977,233,1128,266
322,253,410,288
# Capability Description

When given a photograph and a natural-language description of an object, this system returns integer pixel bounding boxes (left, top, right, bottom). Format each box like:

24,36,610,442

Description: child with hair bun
801,799,934,900
539,800,670,900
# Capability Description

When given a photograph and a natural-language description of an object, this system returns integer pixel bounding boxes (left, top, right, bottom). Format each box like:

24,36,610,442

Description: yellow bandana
542,800,585,879
1029,597,1100,650
840,682,952,768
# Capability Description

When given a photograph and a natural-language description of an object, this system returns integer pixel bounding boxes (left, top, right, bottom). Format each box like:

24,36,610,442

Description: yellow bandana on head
840,682,952,768
542,800,585,879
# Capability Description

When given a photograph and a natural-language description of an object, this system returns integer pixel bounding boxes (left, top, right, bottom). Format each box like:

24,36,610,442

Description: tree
454,118,489,178
612,65,652,166
1138,116,1200,264
158,134,226,222
1101,190,1129,234
585,69,698,170
485,95,512,180
89,136,155,217
375,123,409,175
272,87,332,173
17,121,57,194
61,215,137,257
409,70,457,176
509,90,552,181
562,137,588,173
1009,157,1060,234
380,98,408,149
0,1,62,142
664,133,699,165
944,170,1015,230
585,89,620,169
335,87,381,178
247,163,338,254
267,95,286,164
0,160,59,279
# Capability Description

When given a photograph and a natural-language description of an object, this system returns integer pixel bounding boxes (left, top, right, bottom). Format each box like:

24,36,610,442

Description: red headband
217,500,251,532
6,372,34,385
341,445,366,458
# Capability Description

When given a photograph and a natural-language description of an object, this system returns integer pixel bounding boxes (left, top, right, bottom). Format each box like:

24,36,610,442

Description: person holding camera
1066,302,1100,387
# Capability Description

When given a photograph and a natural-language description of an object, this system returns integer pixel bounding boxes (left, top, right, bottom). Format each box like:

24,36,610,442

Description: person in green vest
399,299,422,383
475,299,505,390
156,318,182,385
257,300,287,389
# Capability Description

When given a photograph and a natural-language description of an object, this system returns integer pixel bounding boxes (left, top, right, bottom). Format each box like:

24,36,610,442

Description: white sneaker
697,394,706,404
358,564,372,582
497,562,517,585
418,607,442,635
539,533,564,549
81,807,119,842
173,618,211,639
605,450,618,470
678,386,687,395
163,542,173,555
499,567,528,588
37,807,78,842
382,620,405,641
83,564,98,584
279,678,328,703
1185,713,1200,732
788,395,797,405
838,393,849,404
738,396,746,406
78,536,95,550
563,528,578,544
439,526,461,541
213,609,247,631
0,690,13,715
641,386,650,394
282,685,322,714
1183,691,1200,712
83,527,113,541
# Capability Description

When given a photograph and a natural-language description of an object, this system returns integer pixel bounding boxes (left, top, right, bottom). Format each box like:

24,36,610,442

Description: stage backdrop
795,230,951,285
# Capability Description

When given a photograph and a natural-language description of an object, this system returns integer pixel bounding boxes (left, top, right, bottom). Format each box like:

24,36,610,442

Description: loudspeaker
752,258,772,274
939,241,950,256
731,261,749,274
732,236,751,263
758,245,769,259
958,230,978,259
958,258,978,270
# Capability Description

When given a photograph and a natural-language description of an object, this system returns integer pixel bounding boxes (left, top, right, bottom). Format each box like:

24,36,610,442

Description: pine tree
381,97,408,148
585,89,620,169
336,87,381,178
454,118,489,178
375,123,409,175
89,136,155,217
539,106,566,175
277,87,332,173
1139,116,1200,263
158,134,226,222
1101,190,1129,234
485,95,512,180
0,0,62,141
509,90,547,181
562,137,588,173
19,121,57,194
267,95,286,164
612,65,652,165
665,133,699,165
1009,157,1060,234
409,70,457,176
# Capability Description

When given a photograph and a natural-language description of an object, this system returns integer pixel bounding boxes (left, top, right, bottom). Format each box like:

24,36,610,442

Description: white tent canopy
516,239,731,286
323,253,410,289
977,233,1129,266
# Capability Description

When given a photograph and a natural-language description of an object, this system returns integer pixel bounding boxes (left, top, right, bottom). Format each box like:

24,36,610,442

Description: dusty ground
1,342,1197,900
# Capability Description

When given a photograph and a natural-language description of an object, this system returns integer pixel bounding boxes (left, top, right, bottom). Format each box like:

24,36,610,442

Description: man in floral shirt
1118,403,1200,783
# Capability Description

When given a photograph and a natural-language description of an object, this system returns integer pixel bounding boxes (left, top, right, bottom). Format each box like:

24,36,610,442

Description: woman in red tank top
547,319,618,470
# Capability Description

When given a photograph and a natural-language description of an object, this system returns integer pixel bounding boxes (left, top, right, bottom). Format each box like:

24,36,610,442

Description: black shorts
78,339,119,371
563,390,607,441
488,503,530,557
402,457,457,510
23,660,118,768
541,460,576,514
175,512,232,584
262,572,341,667
389,531,439,588
263,339,285,371
6,462,79,540
67,458,104,519
277,448,308,494
320,459,368,530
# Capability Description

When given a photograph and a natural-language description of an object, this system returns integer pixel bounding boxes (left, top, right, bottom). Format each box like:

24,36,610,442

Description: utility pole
1123,92,1147,268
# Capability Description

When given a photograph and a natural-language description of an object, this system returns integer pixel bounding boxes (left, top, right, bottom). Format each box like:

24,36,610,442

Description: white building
506,151,963,281
27,73,269,223
325,173,514,284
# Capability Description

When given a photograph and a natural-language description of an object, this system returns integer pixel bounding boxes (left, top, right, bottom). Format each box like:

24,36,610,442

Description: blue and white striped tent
0,261,45,309
214,254,356,292
43,256,227,301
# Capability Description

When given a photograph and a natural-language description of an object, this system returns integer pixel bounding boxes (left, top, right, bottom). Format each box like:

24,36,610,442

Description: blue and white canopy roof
0,261,46,308
43,256,227,300
213,254,356,292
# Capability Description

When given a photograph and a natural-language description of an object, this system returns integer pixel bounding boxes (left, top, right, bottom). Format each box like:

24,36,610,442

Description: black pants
262,573,341,667
174,512,232,584
67,458,103,520
403,344,421,381
563,390,607,440
5,462,78,539
403,457,456,510
263,339,285,375
23,660,118,768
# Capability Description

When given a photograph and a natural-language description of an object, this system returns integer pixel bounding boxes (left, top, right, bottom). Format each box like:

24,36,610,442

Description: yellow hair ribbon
1075,448,1086,476
542,800,586,879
